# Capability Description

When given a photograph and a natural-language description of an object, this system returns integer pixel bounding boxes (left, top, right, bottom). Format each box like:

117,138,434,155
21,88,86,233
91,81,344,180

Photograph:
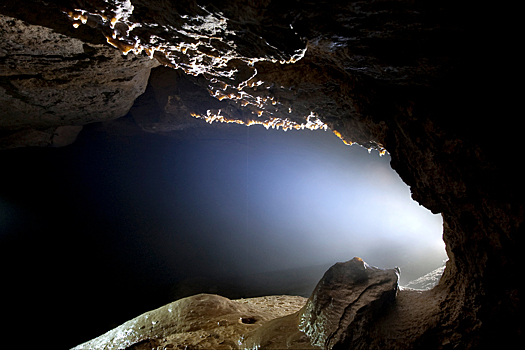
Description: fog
142,124,446,282
0,119,446,347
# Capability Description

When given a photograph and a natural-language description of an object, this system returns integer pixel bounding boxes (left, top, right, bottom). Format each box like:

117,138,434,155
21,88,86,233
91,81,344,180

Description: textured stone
299,258,399,349
0,13,158,145
71,293,307,350
239,258,399,350
403,264,446,291
72,259,399,350
0,125,83,149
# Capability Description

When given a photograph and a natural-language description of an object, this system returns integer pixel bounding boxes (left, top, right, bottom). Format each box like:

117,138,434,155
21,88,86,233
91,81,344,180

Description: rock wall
0,8,158,148
1,1,522,349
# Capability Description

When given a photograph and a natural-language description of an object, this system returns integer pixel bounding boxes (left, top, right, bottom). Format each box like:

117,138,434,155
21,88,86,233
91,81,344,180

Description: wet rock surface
238,257,400,350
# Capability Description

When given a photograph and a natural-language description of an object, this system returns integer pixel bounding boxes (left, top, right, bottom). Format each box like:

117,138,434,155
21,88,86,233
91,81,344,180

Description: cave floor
73,287,447,350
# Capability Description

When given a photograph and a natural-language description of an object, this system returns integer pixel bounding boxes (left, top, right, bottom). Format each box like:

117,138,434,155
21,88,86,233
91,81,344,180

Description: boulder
299,257,400,349
72,259,399,350
240,257,399,350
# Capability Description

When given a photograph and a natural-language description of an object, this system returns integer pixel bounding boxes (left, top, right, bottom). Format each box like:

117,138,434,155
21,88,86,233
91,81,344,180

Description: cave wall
0,1,522,348
0,4,158,148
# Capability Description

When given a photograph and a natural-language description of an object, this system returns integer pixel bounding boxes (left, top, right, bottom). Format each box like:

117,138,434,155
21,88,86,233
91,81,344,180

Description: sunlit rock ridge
0,1,521,349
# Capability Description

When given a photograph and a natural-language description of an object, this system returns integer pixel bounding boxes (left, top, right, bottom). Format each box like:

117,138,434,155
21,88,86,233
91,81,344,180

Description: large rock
72,258,399,350
239,257,399,349
299,257,399,349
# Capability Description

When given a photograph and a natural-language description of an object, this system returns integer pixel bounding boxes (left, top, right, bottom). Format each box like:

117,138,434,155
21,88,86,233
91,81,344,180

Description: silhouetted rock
0,125,83,149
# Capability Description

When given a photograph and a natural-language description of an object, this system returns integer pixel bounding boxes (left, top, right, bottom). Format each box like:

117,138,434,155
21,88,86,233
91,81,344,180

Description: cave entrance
0,117,447,347
149,123,447,296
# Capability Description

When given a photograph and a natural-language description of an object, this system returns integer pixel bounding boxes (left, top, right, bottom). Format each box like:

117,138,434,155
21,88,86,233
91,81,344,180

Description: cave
0,1,522,349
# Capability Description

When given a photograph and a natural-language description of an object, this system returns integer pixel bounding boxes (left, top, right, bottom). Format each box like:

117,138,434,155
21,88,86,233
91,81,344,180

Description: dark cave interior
0,1,522,349
1,117,445,348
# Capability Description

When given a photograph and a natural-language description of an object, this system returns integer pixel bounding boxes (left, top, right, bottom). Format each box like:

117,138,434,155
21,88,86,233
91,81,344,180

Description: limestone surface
403,264,446,291
74,258,400,350
71,294,307,350
299,257,399,349
0,13,158,148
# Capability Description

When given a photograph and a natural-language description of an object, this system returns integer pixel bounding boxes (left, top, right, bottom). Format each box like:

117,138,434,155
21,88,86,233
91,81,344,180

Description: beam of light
244,147,444,268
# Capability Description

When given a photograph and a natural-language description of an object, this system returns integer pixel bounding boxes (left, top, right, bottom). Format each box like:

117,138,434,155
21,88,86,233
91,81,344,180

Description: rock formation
0,10,158,149
72,293,308,350
71,258,400,350
0,1,522,349
299,258,399,349
240,257,400,350
403,264,446,291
